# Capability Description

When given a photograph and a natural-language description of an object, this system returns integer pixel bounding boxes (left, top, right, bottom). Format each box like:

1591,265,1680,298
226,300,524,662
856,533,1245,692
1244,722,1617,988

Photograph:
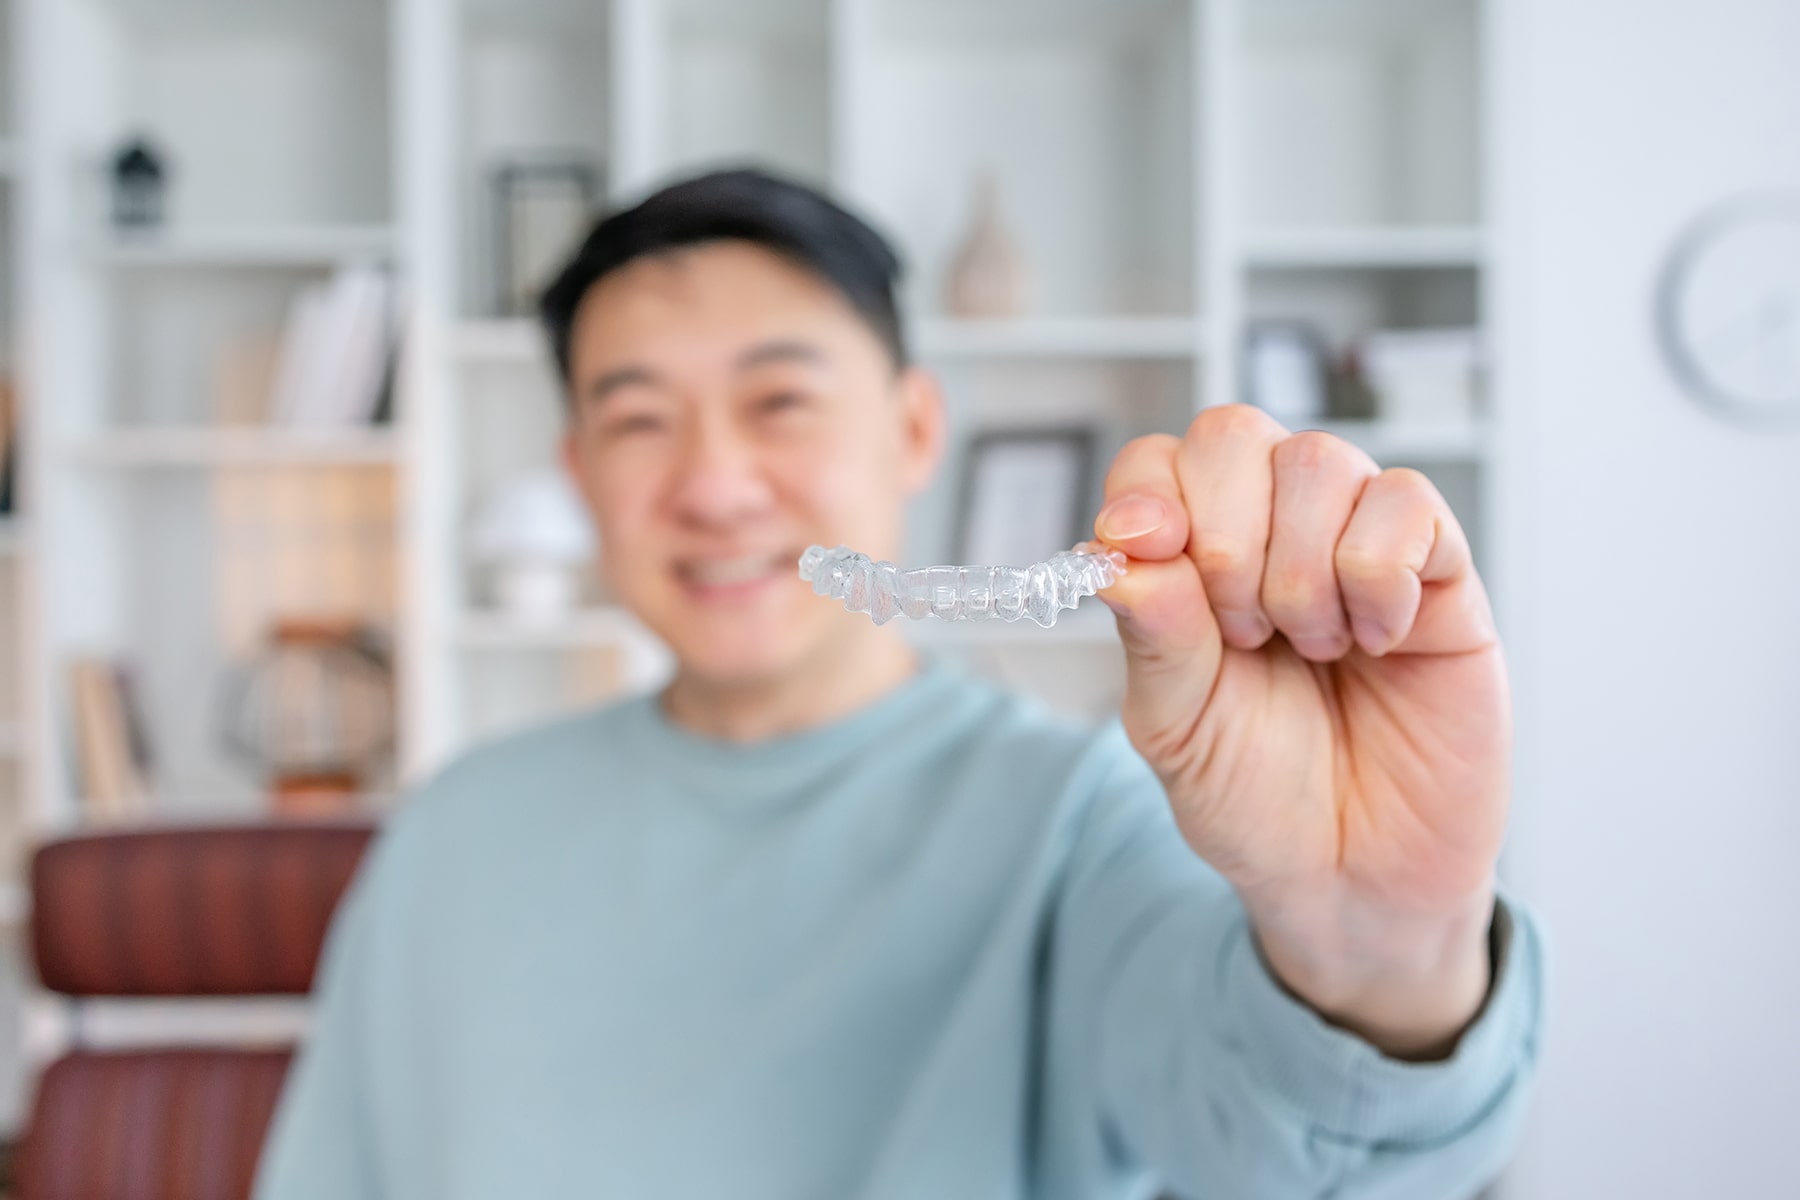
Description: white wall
1497,0,1800,1195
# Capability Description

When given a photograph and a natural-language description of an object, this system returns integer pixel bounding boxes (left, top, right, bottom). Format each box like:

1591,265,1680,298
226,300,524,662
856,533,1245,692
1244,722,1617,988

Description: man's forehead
569,248,866,389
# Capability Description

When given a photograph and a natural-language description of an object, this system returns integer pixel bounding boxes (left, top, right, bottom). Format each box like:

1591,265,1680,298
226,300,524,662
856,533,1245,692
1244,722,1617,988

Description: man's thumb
1098,554,1226,762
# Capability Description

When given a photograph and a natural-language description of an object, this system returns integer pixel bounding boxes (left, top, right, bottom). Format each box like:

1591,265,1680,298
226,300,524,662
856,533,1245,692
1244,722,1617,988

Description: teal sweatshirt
257,659,1542,1199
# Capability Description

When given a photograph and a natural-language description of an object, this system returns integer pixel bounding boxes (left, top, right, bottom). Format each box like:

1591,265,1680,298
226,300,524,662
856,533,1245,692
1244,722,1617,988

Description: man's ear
895,365,946,497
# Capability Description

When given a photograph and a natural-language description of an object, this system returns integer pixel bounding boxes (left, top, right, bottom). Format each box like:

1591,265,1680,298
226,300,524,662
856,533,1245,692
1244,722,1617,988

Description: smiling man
257,170,1542,1200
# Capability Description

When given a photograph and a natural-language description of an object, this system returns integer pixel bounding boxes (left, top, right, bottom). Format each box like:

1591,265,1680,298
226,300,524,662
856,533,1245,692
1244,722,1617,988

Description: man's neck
660,629,921,743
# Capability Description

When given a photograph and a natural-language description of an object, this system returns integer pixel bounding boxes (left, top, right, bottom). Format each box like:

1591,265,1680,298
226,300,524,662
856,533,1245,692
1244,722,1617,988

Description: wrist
1242,883,1497,1061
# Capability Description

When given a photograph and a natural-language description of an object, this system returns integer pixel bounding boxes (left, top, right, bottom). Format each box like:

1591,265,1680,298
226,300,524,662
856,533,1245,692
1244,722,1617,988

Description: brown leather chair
16,823,376,1200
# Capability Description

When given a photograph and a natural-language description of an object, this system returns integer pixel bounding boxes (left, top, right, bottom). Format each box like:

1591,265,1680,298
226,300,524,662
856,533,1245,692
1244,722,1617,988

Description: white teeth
684,555,782,586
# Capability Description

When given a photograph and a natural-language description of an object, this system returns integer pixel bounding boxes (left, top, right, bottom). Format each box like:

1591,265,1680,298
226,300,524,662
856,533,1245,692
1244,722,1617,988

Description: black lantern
111,136,167,228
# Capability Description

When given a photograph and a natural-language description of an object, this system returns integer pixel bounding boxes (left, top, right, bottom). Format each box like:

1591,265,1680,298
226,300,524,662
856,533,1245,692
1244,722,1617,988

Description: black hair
539,167,909,386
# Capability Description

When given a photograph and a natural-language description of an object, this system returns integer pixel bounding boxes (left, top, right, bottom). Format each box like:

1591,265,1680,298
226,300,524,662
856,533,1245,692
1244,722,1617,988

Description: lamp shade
468,467,596,565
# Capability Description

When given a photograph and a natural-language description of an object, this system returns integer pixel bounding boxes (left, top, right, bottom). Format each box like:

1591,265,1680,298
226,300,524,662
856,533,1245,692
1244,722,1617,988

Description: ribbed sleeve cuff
1226,894,1544,1147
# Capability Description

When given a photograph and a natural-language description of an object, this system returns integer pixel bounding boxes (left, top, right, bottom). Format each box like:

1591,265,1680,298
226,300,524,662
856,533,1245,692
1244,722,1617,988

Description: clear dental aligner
798,544,1125,628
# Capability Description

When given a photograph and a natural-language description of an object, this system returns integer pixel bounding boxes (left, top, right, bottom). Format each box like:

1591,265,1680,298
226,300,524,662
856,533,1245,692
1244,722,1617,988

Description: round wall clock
1656,193,1800,426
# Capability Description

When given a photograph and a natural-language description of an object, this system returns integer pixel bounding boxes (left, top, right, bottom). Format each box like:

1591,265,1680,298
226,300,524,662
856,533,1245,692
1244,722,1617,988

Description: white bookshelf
0,0,1505,1133
7,0,1498,803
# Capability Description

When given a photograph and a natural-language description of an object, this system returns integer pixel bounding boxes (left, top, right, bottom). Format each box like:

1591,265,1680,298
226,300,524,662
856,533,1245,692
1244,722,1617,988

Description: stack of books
266,265,395,430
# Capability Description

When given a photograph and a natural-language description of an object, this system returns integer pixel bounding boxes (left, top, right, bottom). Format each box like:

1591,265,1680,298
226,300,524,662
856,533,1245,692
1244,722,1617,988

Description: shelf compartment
59,0,394,231
1244,264,1480,352
1240,0,1483,230
35,465,399,829
906,358,1196,572
860,0,1196,318
654,0,831,185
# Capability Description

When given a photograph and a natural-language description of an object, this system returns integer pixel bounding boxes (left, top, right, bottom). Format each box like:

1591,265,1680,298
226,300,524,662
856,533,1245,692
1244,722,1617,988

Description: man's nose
667,417,776,529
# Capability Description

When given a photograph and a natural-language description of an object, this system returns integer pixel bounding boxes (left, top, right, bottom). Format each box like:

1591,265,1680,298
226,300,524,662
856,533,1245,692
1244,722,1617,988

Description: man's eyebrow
584,365,660,406
736,340,828,371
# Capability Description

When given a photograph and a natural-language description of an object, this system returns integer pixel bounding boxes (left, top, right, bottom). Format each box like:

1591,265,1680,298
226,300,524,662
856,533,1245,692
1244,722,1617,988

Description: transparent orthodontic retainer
798,544,1126,628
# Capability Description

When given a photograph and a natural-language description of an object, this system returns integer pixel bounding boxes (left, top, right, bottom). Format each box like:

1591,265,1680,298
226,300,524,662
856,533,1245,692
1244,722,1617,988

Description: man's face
562,241,942,686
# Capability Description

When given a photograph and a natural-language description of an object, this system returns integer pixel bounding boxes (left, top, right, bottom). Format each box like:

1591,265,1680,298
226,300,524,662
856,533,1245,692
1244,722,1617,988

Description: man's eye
758,392,807,416
602,414,665,437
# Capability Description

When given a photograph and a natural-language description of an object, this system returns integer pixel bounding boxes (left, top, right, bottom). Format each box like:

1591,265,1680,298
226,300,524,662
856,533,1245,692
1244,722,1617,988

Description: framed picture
954,427,1098,567
491,157,604,316
1242,319,1331,426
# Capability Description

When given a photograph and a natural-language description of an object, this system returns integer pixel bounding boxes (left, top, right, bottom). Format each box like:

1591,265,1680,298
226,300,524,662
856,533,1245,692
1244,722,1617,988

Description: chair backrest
17,823,376,1200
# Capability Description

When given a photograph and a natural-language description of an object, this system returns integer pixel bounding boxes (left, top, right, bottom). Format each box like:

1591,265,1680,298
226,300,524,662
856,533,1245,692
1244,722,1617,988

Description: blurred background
0,0,1793,1196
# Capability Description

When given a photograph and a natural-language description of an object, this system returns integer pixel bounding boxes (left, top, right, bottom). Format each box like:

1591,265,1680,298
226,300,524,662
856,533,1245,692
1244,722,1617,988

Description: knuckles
1272,429,1342,471
1333,543,1400,584
1186,403,1286,445
1189,530,1254,581
1372,464,1436,501
1259,570,1333,621
1273,428,1380,478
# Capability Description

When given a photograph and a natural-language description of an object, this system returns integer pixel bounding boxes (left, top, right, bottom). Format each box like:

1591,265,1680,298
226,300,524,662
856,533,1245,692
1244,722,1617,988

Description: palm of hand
1149,615,1510,913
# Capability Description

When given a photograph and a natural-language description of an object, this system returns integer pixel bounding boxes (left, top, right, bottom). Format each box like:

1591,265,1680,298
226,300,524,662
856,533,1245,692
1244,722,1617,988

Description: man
258,170,1541,1199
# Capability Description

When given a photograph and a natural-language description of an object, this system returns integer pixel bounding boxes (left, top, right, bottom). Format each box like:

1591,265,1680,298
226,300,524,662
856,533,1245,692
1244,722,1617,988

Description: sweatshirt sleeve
1049,726,1544,1199
252,851,386,1200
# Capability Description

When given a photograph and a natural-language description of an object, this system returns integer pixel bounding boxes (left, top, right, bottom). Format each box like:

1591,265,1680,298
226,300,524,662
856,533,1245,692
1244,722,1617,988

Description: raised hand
1095,404,1508,1057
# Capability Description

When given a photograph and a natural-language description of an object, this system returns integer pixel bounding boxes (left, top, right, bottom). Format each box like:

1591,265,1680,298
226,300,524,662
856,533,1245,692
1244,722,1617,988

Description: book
266,266,393,430
0,376,15,515
267,284,332,428
322,266,393,427
67,657,153,823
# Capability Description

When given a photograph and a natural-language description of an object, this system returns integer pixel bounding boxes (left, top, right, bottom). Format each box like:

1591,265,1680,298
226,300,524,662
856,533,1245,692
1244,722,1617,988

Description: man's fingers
1263,431,1381,662
1335,467,1487,656
1174,405,1288,650
1094,433,1190,562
